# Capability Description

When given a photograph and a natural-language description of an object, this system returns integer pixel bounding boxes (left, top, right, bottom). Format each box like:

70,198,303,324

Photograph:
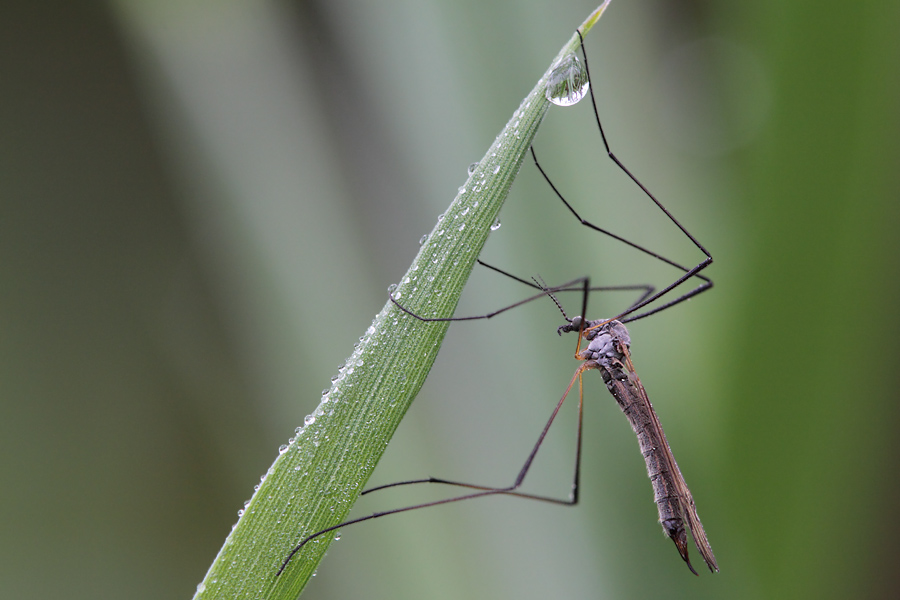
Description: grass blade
194,4,612,598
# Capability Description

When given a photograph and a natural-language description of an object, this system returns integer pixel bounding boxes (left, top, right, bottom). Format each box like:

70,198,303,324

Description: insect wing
622,353,718,573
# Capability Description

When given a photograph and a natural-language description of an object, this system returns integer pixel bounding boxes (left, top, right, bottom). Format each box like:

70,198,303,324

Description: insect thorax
560,319,631,363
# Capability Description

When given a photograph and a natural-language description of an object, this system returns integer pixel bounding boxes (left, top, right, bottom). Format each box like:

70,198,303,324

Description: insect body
559,317,718,574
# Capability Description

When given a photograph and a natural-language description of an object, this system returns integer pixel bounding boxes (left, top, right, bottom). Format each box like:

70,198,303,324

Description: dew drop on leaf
546,53,589,107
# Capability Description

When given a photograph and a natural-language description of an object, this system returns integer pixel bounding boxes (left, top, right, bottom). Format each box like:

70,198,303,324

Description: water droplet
237,509,244,517
304,414,316,426
278,444,289,454
493,165,500,174
334,532,342,541
458,186,466,194
467,162,479,175
546,53,589,107
458,223,465,231
321,388,329,396
490,218,502,231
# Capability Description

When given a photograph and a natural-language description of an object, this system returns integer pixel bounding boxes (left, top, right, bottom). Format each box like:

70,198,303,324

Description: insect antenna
531,275,572,323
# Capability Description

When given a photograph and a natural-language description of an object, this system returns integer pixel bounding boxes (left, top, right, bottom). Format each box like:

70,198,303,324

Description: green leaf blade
194,5,611,598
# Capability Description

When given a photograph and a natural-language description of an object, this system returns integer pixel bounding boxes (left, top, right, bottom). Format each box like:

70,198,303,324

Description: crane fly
557,299,717,574
278,13,717,579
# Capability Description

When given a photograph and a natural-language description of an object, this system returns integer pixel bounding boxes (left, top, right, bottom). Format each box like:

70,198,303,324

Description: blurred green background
3,0,899,598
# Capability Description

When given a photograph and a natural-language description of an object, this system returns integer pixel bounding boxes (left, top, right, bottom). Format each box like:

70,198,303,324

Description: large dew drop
545,53,589,107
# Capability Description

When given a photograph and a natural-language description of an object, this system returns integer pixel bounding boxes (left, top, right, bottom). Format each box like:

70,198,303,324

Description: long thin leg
277,363,588,576
530,30,713,324
390,276,585,322
531,145,712,324
477,259,656,310
360,373,586,506
391,269,652,325
355,280,594,511
392,31,713,327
